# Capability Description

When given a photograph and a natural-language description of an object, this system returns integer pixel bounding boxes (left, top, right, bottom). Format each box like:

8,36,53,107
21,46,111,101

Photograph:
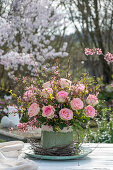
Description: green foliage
0,139,5,143
98,90,113,101
86,107,113,143
20,112,29,123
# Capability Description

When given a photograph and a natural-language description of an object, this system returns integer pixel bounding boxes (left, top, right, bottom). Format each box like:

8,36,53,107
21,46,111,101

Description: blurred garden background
0,0,113,143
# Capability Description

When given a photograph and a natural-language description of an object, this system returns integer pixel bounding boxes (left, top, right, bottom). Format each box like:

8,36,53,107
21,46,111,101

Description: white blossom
0,0,68,77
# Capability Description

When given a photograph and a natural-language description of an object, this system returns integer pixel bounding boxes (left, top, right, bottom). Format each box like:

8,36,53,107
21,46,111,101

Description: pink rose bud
87,94,98,106
74,83,85,93
56,91,68,103
70,98,84,110
59,108,73,120
59,78,71,88
42,88,53,98
28,103,40,117
43,81,53,88
23,90,36,101
42,105,55,119
85,105,97,118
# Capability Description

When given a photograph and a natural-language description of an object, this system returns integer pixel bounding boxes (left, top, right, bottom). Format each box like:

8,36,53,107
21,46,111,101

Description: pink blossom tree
0,0,68,79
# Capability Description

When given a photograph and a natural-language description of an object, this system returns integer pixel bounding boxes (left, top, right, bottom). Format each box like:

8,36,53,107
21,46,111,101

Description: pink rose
74,83,85,93
56,91,68,103
42,105,55,119
28,103,40,117
59,108,73,120
42,88,53,98
85,105,97,118
23,90,36,101
59,78,71,88
43,81,53,88
70,98,84,110
87,94,98,106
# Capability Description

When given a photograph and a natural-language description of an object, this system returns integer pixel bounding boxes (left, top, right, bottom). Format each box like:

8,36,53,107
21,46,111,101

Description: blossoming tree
0,0,68,79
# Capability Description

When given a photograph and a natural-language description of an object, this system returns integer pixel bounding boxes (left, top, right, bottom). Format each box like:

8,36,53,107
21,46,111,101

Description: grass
0,139,6,143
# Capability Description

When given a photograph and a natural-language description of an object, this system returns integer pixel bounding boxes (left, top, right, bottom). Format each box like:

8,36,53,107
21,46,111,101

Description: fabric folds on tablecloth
0,141,38,170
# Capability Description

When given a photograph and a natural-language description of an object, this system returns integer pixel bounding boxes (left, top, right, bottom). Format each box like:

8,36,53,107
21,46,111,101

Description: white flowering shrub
0,0,68,78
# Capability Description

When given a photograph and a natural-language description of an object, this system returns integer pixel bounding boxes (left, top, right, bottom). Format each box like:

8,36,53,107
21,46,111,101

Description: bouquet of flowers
17,69,99,132
16,68,99,152
19,71,98,131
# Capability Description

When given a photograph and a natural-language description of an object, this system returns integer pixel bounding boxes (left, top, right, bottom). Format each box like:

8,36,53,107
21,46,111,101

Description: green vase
41,125,73,149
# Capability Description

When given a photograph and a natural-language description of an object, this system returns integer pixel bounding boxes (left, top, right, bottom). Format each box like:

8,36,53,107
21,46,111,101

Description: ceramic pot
41,125,73,149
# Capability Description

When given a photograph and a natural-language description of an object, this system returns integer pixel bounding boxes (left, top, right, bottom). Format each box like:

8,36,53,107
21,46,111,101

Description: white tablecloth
0,141,38,170
23,143,113,170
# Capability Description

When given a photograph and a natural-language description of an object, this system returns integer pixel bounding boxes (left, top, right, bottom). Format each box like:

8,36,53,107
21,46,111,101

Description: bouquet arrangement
17,68,99,133
15,67,100,154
